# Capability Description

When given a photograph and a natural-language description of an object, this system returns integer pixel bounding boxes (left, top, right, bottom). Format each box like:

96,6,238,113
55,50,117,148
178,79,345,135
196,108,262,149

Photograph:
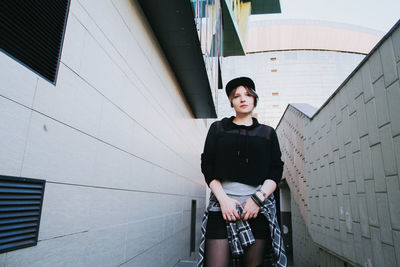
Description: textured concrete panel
371,144,387,192
85,226,126,266
20,112,98,185
38,183,92,241
365,181,379,227
343,195,352,233
349,182,359,222
351,72,364,99
379,124,398,176
355,95,368,137
395,136,400,178
361,237,374,267
369,51,383,83
339,157,349,194
353,222,363,263
380,38,398,87
370,227,385,267
121,241,163,267
373,77,390,127
60,14,86,72
5,231,89,267
387,81,400,136
0,98,32,177
382,243,397,267
361,63,374,103
0,254,5,266
358,194,370,238
365,99,380,146
34,64,103,137
353,152,365,193
376,193,393,245
345,143,355,183
392,28,400,62
0,52,38,107
124,217,164,263
386,176,400,231
350,112,360,153
393,230,400,266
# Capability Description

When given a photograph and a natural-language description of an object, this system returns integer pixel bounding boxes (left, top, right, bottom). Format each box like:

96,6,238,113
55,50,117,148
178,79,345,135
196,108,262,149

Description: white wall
0,0,207,266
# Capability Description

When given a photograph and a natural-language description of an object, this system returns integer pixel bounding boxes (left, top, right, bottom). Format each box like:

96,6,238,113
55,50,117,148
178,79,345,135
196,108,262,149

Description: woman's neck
233,113,253,126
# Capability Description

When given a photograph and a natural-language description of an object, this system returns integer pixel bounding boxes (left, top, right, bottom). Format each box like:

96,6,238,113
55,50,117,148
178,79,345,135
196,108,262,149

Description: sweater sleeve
267,128,284,184
201,122,218,186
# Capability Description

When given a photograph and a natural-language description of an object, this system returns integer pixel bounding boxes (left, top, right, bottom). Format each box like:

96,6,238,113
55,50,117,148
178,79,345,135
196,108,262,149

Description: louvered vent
0,175,46,253
0,0,71,83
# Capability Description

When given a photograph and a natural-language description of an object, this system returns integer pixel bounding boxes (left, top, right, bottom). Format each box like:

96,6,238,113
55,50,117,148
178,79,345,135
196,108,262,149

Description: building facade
0,0,281,266
219,19,383,127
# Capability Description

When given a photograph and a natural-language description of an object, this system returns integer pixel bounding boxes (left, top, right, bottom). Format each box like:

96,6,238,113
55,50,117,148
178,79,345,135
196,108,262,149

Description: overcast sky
251,0,400,33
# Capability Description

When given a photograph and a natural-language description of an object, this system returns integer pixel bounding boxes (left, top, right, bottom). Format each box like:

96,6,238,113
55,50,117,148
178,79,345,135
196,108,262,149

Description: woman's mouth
240,105,248,108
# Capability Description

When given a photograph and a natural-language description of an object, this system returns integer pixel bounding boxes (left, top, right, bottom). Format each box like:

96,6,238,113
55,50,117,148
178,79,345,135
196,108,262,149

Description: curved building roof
246,19,383,54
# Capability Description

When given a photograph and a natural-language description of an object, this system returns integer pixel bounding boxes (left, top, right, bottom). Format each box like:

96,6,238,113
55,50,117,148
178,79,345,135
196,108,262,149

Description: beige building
219,19,383,127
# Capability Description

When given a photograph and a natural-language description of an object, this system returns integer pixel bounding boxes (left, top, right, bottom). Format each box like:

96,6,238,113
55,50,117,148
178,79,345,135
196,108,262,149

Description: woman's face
231,85,255,115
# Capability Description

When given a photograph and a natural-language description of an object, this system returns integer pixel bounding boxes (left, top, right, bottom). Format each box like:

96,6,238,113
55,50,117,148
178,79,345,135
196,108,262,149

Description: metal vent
0,0,71,84
190,199,196,253
0,175,46,253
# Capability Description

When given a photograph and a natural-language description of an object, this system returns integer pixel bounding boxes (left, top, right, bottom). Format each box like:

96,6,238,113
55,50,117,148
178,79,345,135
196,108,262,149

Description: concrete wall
277,104,313,227
0,0,207,266
290,193,351,267
304,21,400,267
277,21,400,266
278,105,354,267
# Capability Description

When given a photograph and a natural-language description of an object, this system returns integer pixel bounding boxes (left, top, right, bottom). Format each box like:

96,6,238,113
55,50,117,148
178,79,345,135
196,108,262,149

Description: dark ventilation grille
190,199,196,253
0,175,46,253
0,1,71,84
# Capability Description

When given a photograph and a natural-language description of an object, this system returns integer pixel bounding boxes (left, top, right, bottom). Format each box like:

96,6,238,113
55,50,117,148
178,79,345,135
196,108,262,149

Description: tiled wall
277,105,310,226
278,105,352,267
0,0,207,266
277,21,400,266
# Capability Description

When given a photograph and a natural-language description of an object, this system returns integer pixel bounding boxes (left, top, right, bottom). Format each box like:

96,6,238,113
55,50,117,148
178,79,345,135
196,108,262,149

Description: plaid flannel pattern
226,205,255,256
259,193,287,267
197,193,287,267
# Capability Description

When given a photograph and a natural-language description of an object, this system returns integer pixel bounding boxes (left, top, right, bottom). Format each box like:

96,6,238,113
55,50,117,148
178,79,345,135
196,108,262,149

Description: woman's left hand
241,198,260,221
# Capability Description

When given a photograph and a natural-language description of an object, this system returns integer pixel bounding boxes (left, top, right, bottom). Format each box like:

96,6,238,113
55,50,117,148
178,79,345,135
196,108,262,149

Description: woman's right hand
219,196,241,222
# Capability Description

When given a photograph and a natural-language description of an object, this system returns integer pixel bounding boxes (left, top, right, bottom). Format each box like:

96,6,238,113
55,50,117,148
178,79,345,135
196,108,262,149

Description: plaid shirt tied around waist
197,193,287,267
227,205,255,256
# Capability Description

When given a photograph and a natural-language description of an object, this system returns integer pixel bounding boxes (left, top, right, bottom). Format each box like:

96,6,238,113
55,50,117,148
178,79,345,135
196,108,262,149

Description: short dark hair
228,86,258,108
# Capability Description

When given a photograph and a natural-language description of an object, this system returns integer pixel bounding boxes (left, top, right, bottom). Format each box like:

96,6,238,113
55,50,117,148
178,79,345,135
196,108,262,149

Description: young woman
198,77,286,267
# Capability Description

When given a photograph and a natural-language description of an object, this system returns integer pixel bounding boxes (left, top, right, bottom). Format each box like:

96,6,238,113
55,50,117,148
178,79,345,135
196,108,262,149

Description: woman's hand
242,197,261,221
219,196,241,222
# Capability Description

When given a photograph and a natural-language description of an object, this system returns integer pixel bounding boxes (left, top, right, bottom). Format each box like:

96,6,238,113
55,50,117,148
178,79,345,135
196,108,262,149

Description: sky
251,0,400,33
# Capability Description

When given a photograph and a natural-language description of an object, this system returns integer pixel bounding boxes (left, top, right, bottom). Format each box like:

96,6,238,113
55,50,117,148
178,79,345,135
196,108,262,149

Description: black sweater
201,116,284,186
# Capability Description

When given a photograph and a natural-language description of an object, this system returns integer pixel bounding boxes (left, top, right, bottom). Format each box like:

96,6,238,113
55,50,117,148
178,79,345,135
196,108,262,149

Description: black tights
205,239,266,267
